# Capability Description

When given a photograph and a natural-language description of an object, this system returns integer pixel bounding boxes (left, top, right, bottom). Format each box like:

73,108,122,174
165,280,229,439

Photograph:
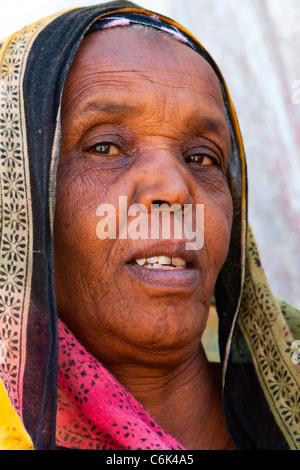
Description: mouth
125,246,200,293
128,255,188,270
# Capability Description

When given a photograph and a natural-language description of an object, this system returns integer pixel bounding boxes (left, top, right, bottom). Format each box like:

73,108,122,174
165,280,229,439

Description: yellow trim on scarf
0,381,33,450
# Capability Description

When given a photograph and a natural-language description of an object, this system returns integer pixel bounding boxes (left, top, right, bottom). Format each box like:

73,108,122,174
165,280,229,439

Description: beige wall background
1,0,299,309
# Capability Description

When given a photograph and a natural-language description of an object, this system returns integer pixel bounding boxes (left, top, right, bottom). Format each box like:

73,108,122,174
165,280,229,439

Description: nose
133,149,194,211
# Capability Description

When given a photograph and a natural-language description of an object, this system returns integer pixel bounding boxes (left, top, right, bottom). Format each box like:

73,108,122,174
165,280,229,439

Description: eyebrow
81,101,144,119
186,113,229,137
81,101,229,140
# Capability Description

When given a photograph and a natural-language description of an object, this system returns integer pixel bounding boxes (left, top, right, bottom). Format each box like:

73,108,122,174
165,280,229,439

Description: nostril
152,200,168,206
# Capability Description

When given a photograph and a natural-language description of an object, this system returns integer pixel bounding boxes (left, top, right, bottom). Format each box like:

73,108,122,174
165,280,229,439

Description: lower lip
125,263,200,293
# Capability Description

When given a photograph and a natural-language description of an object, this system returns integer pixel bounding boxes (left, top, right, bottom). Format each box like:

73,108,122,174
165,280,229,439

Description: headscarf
0,1,299,450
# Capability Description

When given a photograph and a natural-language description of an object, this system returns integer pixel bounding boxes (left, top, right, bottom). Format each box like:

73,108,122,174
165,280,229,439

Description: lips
125,242,200,293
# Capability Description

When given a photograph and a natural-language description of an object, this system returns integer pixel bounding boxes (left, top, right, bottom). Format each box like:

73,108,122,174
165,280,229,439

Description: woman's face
54,27,233,369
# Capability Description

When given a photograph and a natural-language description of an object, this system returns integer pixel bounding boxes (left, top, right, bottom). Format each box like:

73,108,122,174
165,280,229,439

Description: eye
89,142,122,156
186,153,215,166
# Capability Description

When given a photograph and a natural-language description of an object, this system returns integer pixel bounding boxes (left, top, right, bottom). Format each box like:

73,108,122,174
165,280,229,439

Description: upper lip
126,240,200,267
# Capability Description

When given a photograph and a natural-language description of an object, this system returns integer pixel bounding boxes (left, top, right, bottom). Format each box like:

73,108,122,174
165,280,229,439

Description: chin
127,310,206,360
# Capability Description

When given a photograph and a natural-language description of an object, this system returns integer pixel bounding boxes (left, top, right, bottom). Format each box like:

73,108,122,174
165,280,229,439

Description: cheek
202,184,233,274
53,169,118,332
53,163,131,298
54,165,105,249
53,168,102,301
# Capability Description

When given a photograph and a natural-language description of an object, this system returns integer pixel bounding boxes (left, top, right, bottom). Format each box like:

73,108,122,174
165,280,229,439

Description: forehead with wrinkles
61,26,228,142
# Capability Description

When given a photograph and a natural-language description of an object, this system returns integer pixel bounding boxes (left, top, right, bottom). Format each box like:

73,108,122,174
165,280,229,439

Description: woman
0,1,299,450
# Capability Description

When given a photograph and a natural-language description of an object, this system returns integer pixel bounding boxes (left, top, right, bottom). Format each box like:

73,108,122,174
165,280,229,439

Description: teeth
150,264,177,270
172,257,183,267
147,256,158,264
158,256,171,265
152,263,162,269
134,256,186,269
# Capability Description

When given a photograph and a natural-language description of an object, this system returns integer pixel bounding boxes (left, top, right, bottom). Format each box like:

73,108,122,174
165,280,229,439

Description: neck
105,346,234,450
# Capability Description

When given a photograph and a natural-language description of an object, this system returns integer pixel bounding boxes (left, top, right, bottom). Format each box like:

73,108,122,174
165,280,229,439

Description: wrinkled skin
54,27,234,449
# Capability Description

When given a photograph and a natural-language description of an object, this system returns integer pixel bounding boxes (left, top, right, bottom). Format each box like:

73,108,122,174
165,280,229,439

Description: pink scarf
56,319,185,450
